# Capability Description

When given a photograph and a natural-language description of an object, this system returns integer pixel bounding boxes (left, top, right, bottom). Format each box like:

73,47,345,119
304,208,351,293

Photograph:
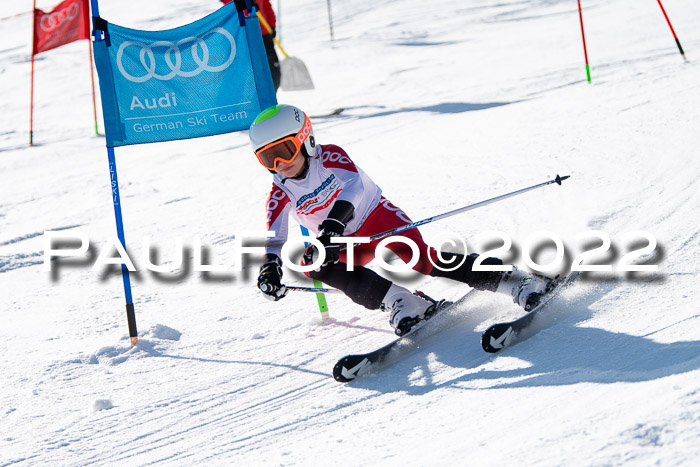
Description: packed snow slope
2,0,700,464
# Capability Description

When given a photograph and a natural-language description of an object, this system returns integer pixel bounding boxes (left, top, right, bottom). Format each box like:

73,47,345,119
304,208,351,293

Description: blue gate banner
92,2,276,147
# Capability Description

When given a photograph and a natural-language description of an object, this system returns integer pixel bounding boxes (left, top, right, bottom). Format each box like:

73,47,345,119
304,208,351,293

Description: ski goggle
254,115,312,170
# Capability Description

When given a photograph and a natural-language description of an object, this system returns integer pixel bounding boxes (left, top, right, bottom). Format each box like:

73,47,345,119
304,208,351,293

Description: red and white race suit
263,144,437,274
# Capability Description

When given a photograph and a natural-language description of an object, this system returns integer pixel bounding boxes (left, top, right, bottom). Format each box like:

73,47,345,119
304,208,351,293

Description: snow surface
2,0,700,464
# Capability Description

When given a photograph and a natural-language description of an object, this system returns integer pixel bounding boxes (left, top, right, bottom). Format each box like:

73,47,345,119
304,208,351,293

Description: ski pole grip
555,174,570,185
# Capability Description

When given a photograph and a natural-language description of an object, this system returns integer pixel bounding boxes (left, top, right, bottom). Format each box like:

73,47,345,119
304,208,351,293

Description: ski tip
332,359,352,383
481,323,513,353
555,174,571,185
333,355,371,383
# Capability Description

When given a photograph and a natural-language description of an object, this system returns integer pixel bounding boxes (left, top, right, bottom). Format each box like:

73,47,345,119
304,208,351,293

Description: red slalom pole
30,55,35,146
88,39,99,135
30,1,36,146
656,0,686,61
577,0,591,83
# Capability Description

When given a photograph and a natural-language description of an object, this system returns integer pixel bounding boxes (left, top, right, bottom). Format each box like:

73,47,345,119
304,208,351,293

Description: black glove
316,218,345,266
257,254,287,301
303,201,355,270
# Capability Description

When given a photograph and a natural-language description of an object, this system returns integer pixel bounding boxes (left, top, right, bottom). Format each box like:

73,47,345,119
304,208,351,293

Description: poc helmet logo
296,117,312,145
116,27,237,83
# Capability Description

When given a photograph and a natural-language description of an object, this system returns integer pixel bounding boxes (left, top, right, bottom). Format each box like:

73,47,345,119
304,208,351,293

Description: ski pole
287,174,570,294
365,174,570,244
286,285,342,294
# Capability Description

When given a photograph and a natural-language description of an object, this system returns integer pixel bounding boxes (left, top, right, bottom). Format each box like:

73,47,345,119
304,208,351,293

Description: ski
333,290,475,383
481,271,579,353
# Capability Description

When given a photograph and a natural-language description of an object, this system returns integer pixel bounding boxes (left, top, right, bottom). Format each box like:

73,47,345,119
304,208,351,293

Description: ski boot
381,284,438,336
497,267,554,312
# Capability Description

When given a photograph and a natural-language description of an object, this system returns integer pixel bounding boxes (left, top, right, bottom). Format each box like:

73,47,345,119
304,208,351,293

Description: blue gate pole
90,0,101,38
91,0,138,345
107,147,139,345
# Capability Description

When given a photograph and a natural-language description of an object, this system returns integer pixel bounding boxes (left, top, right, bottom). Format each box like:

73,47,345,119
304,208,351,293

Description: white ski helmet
249,104,315,170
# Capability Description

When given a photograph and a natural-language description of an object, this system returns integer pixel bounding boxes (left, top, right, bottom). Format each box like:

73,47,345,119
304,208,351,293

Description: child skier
250,104,551,335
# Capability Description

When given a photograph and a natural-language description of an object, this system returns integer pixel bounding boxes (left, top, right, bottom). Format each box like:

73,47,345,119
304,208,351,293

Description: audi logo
39,3,80,33
116,27,237,83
